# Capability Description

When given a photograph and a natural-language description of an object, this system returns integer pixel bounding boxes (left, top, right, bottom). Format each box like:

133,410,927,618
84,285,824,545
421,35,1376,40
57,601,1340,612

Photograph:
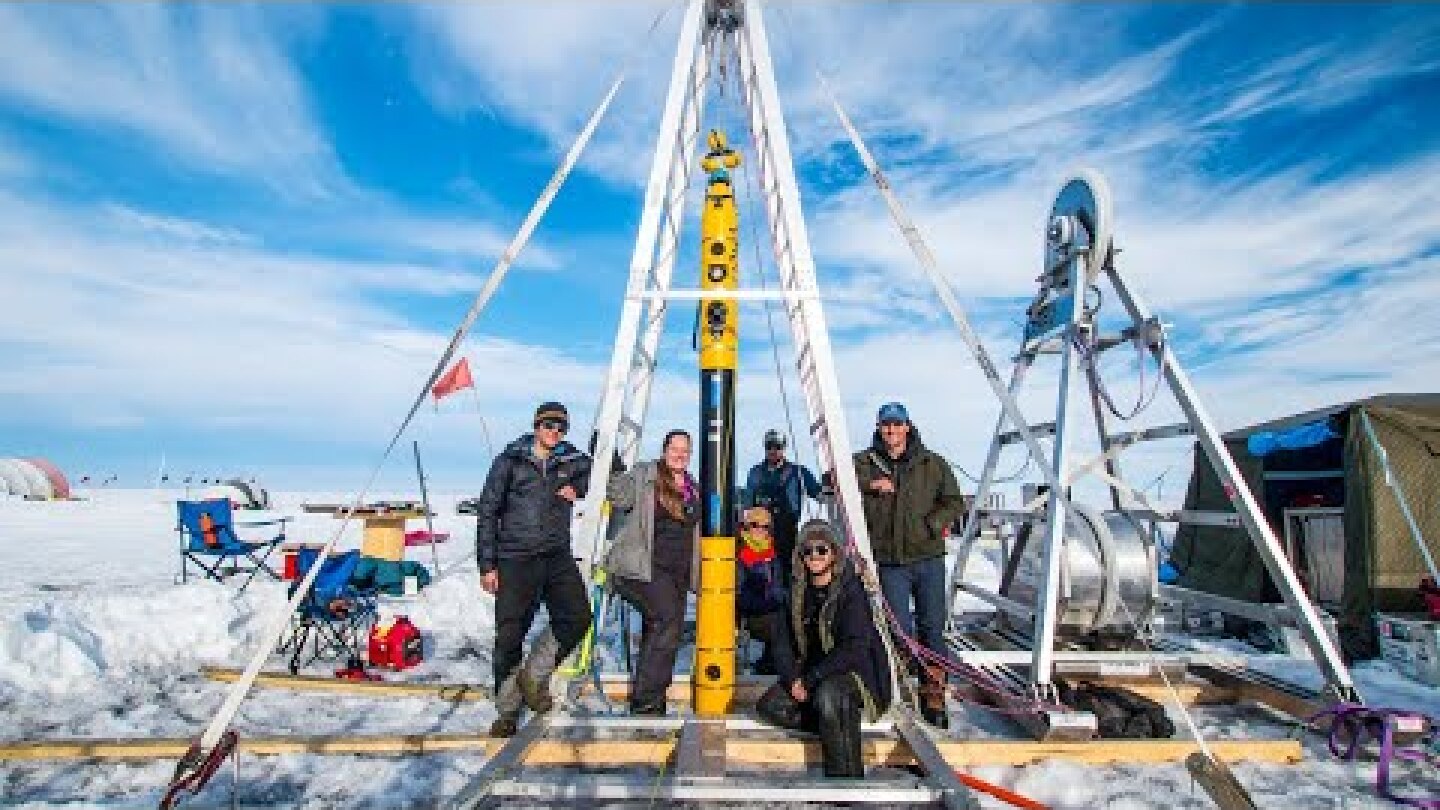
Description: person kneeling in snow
757,519,892,777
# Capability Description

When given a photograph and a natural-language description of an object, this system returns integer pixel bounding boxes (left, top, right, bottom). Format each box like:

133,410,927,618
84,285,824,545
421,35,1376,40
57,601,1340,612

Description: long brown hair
656,429,692,521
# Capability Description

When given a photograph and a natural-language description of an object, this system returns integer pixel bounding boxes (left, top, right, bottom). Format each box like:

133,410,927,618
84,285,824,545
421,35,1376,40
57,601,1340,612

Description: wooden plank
1190,664,1323,720
201,666,491,702
577,679,769,704
725,738,1303,767
0,734,501,761
0,733,1303,767
1080,680,1240,707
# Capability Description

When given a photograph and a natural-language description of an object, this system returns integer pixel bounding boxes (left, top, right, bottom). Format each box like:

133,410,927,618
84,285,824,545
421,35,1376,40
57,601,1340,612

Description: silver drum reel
1002,503,1157,637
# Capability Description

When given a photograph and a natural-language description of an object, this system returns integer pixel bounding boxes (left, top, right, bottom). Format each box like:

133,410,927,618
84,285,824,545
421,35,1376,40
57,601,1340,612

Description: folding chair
176,499,288,593
279,548,379,674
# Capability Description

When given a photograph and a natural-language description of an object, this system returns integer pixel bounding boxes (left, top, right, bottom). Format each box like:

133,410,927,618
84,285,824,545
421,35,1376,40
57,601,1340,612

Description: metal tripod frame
944,171,1359,705
573,0,877,576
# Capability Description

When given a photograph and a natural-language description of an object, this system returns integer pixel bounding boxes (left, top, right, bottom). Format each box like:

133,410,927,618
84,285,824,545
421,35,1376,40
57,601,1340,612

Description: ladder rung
627,290,817,302
998,422,1056,446
1105,423,1193,448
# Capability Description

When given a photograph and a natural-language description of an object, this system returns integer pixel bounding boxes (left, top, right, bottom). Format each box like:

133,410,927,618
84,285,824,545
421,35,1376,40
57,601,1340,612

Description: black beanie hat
534,401,569,425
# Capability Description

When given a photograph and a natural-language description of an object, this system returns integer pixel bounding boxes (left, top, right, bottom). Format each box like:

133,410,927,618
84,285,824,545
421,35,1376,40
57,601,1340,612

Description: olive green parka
851,426,965,565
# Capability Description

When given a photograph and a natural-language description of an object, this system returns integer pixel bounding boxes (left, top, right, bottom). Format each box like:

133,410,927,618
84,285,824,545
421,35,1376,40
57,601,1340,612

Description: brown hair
656,429,692,521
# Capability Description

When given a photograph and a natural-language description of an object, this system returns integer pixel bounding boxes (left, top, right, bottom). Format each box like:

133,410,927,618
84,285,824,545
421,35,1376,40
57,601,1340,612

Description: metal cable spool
1002,504,1157,637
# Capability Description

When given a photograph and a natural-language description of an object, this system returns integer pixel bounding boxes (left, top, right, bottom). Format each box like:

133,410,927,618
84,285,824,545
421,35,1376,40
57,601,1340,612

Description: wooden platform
0,731,1302,767
200,666,491,703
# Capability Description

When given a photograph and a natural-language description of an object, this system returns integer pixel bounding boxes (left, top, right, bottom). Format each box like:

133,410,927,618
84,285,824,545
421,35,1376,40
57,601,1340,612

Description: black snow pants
493,550,591,695
756,674,866,777
612,562,690,710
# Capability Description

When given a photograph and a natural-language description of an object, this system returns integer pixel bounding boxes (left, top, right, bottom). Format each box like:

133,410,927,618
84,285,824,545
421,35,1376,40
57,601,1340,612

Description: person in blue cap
852,401,965,728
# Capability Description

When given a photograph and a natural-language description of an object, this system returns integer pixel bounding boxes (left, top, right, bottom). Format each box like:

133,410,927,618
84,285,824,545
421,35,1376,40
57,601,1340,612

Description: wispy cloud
0,192,574,442
402,1,680,188
0,4,339,195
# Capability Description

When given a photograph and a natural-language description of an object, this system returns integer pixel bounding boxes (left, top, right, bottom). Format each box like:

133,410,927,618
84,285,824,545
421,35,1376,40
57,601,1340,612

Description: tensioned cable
764,10,1204,735
951,453,1031,486
737,138,806,493
769,10,1077,530
182,1,678,765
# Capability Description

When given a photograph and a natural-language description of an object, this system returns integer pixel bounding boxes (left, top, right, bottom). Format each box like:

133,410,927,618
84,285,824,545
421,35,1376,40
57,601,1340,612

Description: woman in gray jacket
603,429,699,715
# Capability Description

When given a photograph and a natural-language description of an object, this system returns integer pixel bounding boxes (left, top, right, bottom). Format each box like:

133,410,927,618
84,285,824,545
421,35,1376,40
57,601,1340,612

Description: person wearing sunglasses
736,506,786,675
601,429,700,716
756,519,892,778
476,401,594,737
852,401,964,729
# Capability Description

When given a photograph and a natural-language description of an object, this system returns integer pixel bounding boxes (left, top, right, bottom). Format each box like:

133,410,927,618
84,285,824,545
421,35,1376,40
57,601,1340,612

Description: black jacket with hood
775,522,893,720
475,434,593,574
852,425,965,565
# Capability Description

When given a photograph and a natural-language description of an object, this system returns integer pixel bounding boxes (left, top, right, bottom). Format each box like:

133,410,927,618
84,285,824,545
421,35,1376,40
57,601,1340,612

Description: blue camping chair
278,548,378,674
176,499,288,593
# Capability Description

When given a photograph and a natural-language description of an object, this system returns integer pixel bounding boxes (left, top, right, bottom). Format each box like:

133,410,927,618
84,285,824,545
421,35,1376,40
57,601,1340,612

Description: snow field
0,490,1437,807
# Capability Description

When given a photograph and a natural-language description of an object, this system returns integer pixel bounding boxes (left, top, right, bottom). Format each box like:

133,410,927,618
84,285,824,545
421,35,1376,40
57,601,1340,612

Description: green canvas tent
1170,394,1440,660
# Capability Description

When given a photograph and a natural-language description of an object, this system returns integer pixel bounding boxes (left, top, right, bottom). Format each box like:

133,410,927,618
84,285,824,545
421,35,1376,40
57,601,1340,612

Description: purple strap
1311,703,1439,809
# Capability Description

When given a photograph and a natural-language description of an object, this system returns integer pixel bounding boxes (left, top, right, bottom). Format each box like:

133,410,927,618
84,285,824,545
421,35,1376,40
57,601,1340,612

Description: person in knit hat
476,400,593,736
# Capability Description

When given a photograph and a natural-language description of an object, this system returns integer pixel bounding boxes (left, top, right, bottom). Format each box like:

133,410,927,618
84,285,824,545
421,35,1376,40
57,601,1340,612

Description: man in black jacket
477,401,593,737
758,519,893,777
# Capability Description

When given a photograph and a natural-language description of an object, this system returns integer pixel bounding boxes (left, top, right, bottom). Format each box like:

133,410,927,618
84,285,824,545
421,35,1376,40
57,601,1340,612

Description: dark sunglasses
879,419,907,428
536,419,569,433
742,521,772,531
801,544,833,558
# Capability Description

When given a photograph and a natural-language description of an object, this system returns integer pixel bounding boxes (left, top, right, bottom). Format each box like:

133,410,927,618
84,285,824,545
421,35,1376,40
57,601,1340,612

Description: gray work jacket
602,460,701,587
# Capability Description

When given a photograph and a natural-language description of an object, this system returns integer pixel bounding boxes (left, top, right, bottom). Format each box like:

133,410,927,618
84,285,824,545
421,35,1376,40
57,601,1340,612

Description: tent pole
412,440,442,576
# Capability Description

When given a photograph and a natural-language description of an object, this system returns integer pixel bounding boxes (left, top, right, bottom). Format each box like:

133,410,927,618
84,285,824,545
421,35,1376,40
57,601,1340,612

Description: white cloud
0,4,339,194
403,1,681,189
0,193,590,449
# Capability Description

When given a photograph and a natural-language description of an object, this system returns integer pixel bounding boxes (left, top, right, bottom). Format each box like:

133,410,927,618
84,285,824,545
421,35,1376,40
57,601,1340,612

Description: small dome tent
0,460,30,497
11,459,51,499
24,458,70,500
0,458,73,500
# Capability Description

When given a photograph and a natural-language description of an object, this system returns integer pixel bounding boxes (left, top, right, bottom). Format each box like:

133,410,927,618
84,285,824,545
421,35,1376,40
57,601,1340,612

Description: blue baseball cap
877,402,909,423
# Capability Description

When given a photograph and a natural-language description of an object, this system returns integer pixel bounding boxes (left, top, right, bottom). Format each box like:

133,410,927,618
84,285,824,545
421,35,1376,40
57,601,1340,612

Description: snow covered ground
1,489,1437,808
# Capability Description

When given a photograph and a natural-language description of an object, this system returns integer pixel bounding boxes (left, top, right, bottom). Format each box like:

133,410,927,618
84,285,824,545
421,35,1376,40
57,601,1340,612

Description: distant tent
24,458,70,500
1170,394,1440,660
0,458,71,500
199,479,270,510
14,460,50,499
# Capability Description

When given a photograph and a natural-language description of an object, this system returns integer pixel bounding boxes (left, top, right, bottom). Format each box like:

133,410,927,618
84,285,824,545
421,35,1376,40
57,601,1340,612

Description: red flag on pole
431,358,474,401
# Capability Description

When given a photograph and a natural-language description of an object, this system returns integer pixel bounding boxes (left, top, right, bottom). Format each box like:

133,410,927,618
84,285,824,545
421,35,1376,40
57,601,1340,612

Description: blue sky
1,2,1438,496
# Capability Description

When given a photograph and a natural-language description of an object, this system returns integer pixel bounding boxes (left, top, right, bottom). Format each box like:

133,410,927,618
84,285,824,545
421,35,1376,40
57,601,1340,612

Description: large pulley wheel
1044,169,1114,283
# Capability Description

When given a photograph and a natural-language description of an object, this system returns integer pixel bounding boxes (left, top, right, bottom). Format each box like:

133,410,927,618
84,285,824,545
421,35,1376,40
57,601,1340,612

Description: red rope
158,730,238,809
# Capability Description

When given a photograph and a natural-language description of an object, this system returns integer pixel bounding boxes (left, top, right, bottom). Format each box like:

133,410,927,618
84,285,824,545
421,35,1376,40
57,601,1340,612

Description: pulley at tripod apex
1044,169,1115,284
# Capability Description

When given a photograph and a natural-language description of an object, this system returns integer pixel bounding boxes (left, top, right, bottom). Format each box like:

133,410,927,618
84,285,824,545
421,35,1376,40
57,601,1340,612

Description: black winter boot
488,711,520,738
814,677,865,778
